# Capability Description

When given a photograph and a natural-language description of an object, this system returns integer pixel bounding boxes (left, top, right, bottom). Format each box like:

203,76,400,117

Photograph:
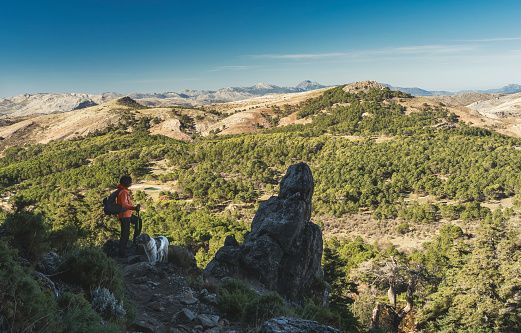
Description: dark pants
119,215,142,256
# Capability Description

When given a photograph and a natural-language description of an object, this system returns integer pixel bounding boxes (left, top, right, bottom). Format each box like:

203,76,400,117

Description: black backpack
103,189,127,216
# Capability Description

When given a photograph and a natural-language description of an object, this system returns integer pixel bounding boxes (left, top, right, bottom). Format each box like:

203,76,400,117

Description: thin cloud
249,44,475,60
390,44,474,54
454,36,521,43
209,65,251,72
123,77,201,84
250,52,350,60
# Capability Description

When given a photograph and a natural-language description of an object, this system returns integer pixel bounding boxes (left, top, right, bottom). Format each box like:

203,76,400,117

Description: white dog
136,234,169,265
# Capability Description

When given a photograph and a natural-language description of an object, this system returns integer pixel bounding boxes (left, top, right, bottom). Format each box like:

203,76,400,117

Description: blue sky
1,0,521,97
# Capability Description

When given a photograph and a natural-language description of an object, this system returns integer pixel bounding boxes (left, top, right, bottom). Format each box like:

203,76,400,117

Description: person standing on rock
117,175,141,257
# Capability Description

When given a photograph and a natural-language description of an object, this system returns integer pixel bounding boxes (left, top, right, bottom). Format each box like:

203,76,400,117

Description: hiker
116,175,142,257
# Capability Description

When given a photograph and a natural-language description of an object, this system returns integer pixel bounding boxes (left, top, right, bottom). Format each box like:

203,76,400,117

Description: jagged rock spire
204,162,324,301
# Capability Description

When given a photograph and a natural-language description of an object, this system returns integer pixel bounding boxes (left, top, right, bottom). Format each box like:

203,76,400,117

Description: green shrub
0,240,60,333
396,221,410,234
0,240,128,332
50,225,82,252
297,300,341,323
217,279,288,325
3,212,50,262
351,290,378,331
58,292,120,333
296,300,359,332
398,203,439,224
243,292,287,325
217,279,256,320
58,247,125,300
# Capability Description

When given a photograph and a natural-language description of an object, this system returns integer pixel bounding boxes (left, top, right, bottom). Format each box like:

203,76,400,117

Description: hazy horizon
2,0,521,97
2,79,521,99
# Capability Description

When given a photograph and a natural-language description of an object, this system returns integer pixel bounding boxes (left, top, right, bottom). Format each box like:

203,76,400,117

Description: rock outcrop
259,317,341,333
205,162,324,300
342,80,387,93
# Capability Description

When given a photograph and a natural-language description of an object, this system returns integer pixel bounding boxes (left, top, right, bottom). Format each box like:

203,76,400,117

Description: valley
3,81,521,251
2,82,521,332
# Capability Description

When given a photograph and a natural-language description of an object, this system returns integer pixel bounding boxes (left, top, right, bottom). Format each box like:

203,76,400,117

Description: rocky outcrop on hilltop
342,80,388,93
204,162,325,301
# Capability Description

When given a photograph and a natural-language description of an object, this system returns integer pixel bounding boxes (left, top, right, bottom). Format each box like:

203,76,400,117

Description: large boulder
168,245,198,271
204,163,324,300
259,317,341,333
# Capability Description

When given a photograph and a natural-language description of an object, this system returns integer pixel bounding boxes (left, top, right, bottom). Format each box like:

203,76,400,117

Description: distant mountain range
388,84,521,97
478,84,521,95
2,80,521,118
0,80,325,117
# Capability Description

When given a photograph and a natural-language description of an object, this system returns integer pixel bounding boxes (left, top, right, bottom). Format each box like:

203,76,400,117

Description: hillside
423,92,521,138
4,81,520,151
1,84,521,332
0,88,329,149
467,92,521,118
4,81,521,151
0,97,221,149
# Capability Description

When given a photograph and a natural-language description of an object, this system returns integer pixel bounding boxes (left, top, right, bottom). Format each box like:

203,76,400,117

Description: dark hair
119,175,132,188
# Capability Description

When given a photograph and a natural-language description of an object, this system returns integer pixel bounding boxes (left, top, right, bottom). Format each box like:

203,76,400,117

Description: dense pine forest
1,86,521,332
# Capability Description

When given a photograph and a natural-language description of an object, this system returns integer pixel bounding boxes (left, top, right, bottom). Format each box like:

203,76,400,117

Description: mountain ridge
3,81,521,118
388,83,521,96
0,81,325,117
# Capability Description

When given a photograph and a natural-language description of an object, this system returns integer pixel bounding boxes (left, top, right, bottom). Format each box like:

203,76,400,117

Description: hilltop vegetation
1,85,521,332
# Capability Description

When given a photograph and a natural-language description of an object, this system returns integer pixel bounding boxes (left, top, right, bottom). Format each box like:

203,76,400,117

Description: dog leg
161,237,169,264
146,250,153,265
140,245,151,264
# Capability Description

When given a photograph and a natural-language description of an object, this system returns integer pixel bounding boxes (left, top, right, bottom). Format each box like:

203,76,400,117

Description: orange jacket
116,184,135,219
